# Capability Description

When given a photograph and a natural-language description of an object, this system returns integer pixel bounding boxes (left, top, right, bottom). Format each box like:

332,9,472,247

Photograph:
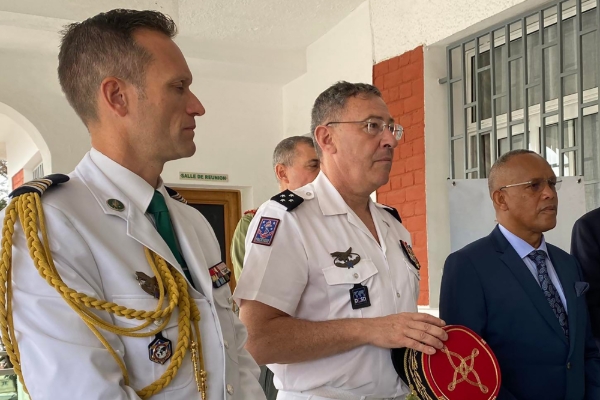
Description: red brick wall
374,46,428,305
11,169,24,190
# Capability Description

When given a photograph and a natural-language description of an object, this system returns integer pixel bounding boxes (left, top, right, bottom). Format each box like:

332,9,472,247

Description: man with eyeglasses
233,81,448,400
440,149,600,400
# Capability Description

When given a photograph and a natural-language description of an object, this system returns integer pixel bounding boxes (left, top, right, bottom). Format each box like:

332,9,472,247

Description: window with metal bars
446,0,600,210
32,162,44,180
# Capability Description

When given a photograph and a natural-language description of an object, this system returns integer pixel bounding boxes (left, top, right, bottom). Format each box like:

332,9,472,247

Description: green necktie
147,190,195,288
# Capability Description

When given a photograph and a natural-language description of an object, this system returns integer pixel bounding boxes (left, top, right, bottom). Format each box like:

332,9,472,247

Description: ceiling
0,0,366,83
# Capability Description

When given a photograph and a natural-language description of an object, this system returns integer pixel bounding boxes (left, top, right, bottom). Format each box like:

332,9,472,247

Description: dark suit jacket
571,208,600,347
440,226,600,400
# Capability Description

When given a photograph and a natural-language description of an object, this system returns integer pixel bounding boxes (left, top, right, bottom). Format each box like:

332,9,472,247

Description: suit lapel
492,227,568,345
547,246,578,357
76,154,182,273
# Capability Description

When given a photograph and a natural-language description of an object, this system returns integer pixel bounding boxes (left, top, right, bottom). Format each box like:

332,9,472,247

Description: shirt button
353,273,359,279
227,384,234,395
396,292,401,298
567,362,571,369
228,296,233,304
306,192,312,196
224,340,229,349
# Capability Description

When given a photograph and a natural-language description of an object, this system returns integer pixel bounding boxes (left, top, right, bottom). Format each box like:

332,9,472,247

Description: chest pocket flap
323,260,378,285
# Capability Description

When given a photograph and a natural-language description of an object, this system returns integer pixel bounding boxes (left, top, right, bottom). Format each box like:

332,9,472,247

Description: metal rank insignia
106,198,125,212
148,332,172,365
400,240,421,270
209,262,231,289
350,283,371,309
135,271,160,298
330,247,361,269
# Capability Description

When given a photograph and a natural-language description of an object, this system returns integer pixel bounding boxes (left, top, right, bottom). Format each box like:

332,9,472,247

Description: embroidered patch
209,262,231,289
252,217,281,246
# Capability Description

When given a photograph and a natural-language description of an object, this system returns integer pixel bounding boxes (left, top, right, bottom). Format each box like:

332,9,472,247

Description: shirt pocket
111,295,194,393
322,260,379,319
405,261,420,304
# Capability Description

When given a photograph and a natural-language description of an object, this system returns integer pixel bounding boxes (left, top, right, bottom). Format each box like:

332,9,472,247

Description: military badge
148,332,173,365
251,217,280,246
400,240,421,270
106,198,125,212
209,262,231,289
135,272,160,298
330,247,361,269
391,325,501,400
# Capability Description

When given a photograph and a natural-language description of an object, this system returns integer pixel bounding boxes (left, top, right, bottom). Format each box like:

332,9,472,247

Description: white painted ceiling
0,0,366,83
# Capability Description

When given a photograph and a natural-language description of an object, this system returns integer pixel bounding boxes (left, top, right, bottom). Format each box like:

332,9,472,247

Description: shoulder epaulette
244,209,258,216
165,186,187,204
382,205,402,223
9,174,69,198
270,189,304,211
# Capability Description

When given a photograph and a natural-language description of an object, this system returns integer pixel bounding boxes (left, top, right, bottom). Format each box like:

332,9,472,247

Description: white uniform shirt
9,150,265,400
234,172,419,399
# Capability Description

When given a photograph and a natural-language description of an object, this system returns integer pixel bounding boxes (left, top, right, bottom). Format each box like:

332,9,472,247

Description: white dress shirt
498,224,568,312
235,171,419,399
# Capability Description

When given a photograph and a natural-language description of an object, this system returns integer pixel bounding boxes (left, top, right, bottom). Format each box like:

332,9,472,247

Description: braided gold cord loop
0,192,208,399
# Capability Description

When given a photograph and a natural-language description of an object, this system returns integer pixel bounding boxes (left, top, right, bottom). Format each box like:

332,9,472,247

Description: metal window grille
32,163,44,180
445,0,600,210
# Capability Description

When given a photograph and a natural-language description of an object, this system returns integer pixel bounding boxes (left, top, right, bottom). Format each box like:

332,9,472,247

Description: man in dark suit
571,208,600,349
440,149,600,400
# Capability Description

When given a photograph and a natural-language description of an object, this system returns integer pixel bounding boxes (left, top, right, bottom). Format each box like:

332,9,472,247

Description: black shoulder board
165,186,188,204
9,174,69,198
270,189,304,211
382,205,402,223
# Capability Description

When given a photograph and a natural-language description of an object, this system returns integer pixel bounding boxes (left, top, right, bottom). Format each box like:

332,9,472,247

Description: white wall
0,48,90,176
423,45,450,308
283,1,373,137
6,129,37,180
370,0,553,63
161,76,282,210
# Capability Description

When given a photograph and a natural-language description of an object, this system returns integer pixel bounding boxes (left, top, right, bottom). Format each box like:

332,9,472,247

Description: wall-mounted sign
179,172,229,182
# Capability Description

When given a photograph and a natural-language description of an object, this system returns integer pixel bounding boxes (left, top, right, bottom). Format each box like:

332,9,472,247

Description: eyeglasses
499,178,562,192
326,118,404,140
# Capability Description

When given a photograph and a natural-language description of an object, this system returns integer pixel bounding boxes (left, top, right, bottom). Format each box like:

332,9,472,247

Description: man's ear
492,189,509,211
275,164,289,185
314,125,337,156
99,76,130,118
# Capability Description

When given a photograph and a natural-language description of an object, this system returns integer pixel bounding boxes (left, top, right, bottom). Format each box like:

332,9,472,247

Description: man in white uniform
234,82,448,400
5,9,265,400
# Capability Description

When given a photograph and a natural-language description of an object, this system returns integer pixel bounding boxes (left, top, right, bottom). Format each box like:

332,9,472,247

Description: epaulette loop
382,205,402,223
165,186,187,204
9,174,69,198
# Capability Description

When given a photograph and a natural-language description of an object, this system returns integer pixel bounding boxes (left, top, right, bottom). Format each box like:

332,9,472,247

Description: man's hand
369,313,447,354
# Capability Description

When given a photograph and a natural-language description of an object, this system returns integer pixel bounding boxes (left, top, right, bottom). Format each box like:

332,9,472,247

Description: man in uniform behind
231,136,319,400
234,81,447,400
3,10,265,400
231,136,319,282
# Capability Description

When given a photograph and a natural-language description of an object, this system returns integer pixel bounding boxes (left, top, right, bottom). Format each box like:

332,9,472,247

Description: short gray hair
272,136,315,169
488,149,539,193
310,81,382,157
